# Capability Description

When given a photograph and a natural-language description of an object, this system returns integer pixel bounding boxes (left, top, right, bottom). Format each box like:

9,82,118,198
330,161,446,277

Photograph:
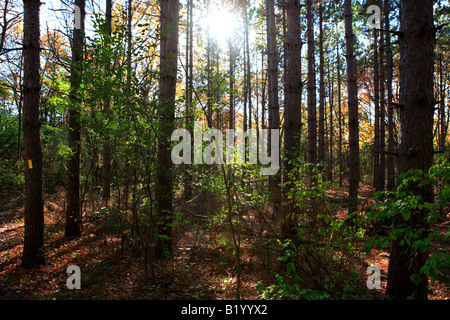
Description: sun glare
204,8,239,44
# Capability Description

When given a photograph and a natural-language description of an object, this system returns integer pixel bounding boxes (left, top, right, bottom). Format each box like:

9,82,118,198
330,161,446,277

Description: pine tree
155,0,179,259
387,0,435,300
283,0,302,239
66,0,85,238
307,0,317,167
344,0,360,217
21,0,45,267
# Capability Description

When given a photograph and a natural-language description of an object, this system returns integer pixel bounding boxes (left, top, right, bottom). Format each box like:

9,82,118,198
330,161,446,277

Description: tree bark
244,0,252,132
266,0,281,218
438,53,446,153
387,0,435,300
184,0,194,199
155,0,179,259
337,47,343,187
378,6,386,192
228,35,234,129
283,0,302,239
318,3,326,172
21,0,45,268
102,0,112,207
385,0,395,191
373,30,380,190
307,0,317,167
328,61,334,181
344,0,360,216
66,0,85,238
123,0,133,210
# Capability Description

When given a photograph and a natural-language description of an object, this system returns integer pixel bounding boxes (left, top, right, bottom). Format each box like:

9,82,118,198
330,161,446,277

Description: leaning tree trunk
386,0,435,300
21,0,45,268
66,0,85,238
155,0,179,259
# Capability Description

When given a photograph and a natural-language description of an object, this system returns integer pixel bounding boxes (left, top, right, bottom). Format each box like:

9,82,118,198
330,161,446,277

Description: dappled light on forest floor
1,187,448,300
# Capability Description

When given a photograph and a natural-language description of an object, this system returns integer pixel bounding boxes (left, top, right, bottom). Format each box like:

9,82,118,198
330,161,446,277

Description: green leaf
286,262,295,275
410,273,421,286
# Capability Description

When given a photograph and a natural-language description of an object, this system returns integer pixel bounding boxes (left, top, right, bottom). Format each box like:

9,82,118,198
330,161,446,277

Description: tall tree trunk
244,0,252,131
206,0,212,125
283,0,302,240
385,0,395,191
16,55,23,162
344,0,359,216
123,0,133,210
386,0,435,300
318,3,325,172
102,0,112,207
378,7,386,192
243,23,248,134
155,0,179,259
184,0,194,199
337,48,343,187
373,29,380,190
307,0,317,167
21,0,45,267
266,0,281,218
66,0,85,238
229,35,235,129
261,52,266,130
328,62,334,181
439,53,446,153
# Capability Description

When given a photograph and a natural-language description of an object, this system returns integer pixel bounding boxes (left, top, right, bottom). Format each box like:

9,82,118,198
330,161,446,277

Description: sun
204,7,239,44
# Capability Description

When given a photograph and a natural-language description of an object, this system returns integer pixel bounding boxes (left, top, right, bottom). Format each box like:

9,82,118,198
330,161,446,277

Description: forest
0,0,449,303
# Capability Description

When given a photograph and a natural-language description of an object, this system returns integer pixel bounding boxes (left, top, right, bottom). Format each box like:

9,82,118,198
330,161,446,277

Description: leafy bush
257,161,366,300
361,155,450,291
0,160,24,194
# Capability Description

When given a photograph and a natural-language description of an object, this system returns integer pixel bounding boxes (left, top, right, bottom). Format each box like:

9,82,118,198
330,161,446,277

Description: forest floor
0,183,449,300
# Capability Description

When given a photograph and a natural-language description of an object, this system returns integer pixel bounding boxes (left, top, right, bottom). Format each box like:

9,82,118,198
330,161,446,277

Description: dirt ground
0,184,448,300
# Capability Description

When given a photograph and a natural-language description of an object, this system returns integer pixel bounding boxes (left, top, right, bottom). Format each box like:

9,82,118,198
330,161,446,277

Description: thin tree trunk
184,0,194,199
373,29,380,189
102,0,112,207
123,0,133,210
16,54,23,161
385,0,395,191
261,52,266,130
266,0,281,218
439,53,446,153
206,0,212,125
21,0,45,267
318,3,325,172
337,48,343,187
244,0,252,131
328,62,334,181
307,0,317,167
66,0,85,238
378,7,386,192
229,35,235,129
